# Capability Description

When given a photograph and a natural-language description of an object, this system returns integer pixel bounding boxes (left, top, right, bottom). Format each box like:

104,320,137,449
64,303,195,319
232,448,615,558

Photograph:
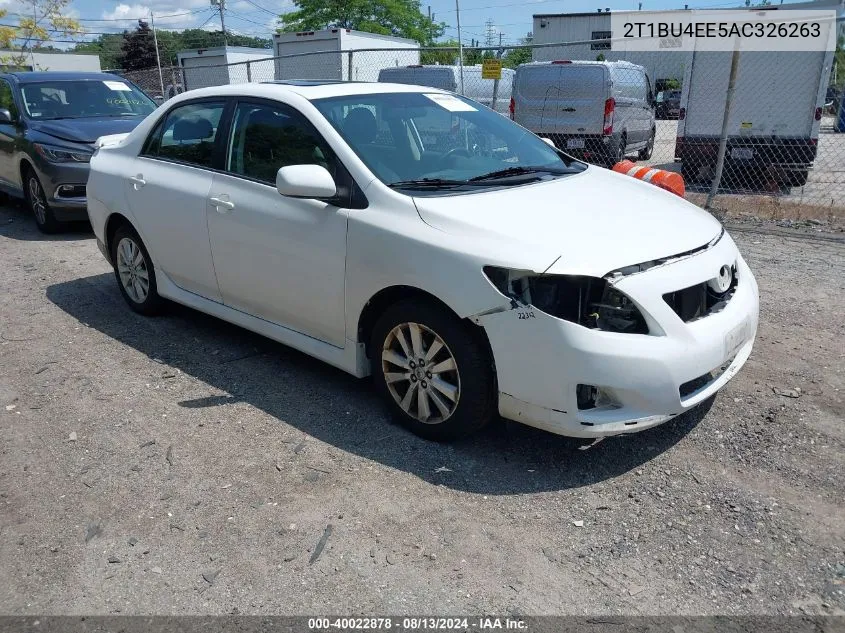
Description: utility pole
428,5,432,44
455,0,464,94
212,0,228,46
150,10,165,100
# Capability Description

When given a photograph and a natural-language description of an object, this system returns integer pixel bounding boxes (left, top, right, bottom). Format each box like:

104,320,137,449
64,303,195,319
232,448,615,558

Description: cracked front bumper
479,233,759,438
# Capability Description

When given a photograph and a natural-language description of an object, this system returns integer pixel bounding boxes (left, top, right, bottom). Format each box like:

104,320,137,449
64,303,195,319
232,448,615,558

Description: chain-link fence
133,37,844,222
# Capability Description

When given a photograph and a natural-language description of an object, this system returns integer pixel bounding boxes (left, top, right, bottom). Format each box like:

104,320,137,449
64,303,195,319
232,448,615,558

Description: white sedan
86,81,759,441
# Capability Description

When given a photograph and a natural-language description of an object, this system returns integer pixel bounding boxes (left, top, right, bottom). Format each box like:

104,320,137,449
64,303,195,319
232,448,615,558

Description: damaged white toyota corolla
87,81,758,441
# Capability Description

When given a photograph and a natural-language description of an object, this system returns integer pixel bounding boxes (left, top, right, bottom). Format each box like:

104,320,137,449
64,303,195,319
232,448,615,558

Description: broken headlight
483,266,649,334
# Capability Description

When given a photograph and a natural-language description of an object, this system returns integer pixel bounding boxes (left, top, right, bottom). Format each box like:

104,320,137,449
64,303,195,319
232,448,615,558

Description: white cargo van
677,50,834,187
511,60,656,166
377,65,515,115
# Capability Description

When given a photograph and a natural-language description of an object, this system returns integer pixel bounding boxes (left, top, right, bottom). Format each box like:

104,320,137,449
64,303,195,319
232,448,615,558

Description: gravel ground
0,201,843,616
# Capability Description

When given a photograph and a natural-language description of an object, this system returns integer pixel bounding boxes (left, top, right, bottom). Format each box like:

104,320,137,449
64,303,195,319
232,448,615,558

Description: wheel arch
18,156,36,190
356,284,495,369
104,212,134,262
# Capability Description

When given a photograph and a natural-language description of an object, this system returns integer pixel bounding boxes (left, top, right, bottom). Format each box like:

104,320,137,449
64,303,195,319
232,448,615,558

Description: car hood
412,166,723,277
28,117,144,144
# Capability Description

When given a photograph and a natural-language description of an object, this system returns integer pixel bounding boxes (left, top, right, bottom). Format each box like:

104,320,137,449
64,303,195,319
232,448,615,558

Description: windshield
312,92,584,191
20,79,156,121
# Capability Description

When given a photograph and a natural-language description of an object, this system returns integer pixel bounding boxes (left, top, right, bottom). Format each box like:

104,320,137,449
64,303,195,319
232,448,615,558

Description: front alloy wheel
26,170,60,233
371,299,496,441
382,322,461,424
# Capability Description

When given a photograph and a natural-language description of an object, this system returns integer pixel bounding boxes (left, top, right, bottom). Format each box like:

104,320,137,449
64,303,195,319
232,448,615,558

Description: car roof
172,81,451,102
2,71,127,84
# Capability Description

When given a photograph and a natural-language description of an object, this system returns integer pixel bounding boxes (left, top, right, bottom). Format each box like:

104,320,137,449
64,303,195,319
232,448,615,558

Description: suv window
226,101,335,184
143,101,225,168
0,79,18,119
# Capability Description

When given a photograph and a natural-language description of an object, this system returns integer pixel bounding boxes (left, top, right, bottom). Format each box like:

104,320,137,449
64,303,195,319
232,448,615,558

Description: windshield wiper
468,166,570,182
388,178,481,190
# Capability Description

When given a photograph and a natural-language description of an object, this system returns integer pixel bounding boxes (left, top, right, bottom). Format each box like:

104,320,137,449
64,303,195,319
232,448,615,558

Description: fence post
705,45,741,210
246,60,252,83
180,65,187,93
347,50,353,81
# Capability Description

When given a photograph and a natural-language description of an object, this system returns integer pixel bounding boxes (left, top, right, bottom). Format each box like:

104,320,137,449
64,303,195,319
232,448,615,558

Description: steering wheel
442,147,472,161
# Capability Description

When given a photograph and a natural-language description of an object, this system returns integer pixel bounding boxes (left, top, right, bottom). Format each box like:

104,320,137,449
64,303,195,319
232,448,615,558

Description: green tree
117,20,158,71
502,32,532,69
420,40,459,65
278,0,444,45
73,33,123,69
0,0,83,68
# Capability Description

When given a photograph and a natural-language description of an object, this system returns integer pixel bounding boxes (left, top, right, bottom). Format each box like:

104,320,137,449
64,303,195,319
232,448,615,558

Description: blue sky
1,0,774,48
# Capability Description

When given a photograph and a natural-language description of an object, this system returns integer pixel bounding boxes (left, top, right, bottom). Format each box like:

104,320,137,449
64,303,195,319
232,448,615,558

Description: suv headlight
483,266,649,334
33,143,92,163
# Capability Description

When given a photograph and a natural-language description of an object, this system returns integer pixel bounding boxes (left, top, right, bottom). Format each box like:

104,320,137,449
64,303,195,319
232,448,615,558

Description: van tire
607,133,626,167
785,169,809,188
638,129,655,161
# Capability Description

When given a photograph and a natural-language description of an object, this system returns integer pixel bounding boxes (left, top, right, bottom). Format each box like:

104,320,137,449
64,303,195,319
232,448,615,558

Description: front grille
664,265,738,323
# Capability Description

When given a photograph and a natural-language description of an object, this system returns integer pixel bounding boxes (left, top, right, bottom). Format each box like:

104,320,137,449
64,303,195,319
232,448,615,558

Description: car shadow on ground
0,201,92,241
46,273,712,495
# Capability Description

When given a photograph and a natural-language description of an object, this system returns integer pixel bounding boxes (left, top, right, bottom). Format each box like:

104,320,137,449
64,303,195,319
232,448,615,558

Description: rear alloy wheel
25,169,60,233
111,225,163,315
372,299,496,441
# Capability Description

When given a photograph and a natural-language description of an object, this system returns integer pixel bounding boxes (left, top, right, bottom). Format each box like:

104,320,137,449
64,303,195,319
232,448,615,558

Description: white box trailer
677,48,835,187
274,29,420,83
178,46,273,91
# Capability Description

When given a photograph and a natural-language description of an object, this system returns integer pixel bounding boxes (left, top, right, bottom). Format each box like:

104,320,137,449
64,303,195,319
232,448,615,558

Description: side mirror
276,164,337,199
0,108,13,123
541,137,556,148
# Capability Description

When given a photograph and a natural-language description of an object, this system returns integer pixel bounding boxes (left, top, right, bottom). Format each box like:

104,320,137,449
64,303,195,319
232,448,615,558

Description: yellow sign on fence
481,58,502,80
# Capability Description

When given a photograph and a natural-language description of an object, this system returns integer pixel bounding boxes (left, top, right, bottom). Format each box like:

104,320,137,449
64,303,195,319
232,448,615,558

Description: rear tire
24,168,61,234
371,299,496,441
607,133,626,167
785,169,809,187
638,129,655,161
110,224,163,316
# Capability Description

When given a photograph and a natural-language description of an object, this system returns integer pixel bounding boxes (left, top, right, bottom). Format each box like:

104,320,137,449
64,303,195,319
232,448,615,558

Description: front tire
371,299,496,441
24,168,61,234
110,224,163,315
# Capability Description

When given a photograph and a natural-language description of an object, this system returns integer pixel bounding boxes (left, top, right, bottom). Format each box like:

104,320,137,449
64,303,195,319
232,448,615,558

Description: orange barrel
612,160,685,198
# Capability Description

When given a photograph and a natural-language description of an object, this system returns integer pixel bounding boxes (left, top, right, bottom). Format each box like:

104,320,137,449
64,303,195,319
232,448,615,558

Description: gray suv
0,72,157,233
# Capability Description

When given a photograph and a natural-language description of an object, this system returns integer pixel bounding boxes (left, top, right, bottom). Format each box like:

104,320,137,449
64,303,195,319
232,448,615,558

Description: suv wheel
111,224,163,315
25,168,61,233
371,299,496,441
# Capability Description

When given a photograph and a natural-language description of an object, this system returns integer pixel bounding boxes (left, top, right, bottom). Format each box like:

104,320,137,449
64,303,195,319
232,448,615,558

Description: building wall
532,15,689,85
0,51,101,72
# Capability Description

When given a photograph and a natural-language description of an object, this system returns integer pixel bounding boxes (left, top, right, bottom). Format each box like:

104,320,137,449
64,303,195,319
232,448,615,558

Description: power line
240,0,280,19
224,9,276,29
2,7,213,22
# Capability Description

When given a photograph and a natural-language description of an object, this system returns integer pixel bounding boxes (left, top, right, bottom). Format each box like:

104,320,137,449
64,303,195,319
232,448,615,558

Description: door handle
129,175,145,189
209,196,235,212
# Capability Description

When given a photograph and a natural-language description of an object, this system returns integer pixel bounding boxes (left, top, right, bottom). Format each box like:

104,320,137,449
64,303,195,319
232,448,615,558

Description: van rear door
514,64,607,136
684,51,824,139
